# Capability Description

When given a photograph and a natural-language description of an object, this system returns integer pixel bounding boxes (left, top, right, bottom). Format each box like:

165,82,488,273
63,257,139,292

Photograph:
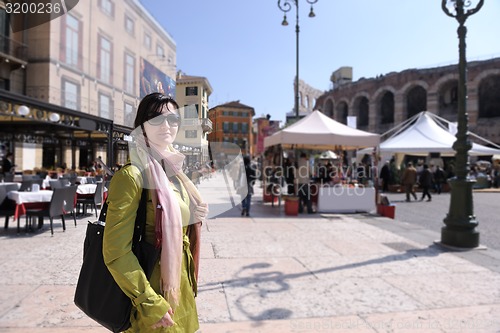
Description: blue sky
139,0,500,125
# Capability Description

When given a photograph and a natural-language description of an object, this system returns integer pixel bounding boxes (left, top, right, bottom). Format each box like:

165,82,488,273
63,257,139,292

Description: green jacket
103,164,199,332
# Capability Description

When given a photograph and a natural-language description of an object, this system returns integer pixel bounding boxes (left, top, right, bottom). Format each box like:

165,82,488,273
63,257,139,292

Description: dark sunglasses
147,114,181,127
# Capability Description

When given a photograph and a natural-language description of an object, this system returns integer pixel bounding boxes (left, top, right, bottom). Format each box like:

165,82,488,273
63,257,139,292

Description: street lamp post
277,0,318,123
441,0,484,248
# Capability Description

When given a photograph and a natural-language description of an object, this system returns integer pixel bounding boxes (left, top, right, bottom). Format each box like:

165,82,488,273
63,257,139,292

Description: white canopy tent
358,111,500,158
264,110,380,150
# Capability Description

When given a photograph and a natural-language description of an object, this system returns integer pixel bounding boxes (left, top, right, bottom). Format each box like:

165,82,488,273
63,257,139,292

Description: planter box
283,196,299,216
377,204,396,219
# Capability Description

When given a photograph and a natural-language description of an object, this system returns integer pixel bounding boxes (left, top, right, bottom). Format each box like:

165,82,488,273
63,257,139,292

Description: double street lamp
277,0,318,123
440,0,484,248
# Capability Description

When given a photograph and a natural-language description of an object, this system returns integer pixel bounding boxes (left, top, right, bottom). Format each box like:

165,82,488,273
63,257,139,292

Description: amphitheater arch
400,81,428,119
372,86,396,125
336,98,349,124
478,74,500,118
436,78,459,121
323,97,335,118
352,92,370,128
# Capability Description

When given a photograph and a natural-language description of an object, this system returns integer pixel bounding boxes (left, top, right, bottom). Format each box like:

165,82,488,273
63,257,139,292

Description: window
124,15,134,35
185,130,198,139
62,78,79,110
124,101,134,126
232,123,238,133
124,53,135,93
99,0,114,17
156,43,164,57
184,104,198,118
144,32,151,50
223,122,229,132
185,86,198,96
98,35,112,83
61,14,81,68
99,93,113,119
242,123,248,133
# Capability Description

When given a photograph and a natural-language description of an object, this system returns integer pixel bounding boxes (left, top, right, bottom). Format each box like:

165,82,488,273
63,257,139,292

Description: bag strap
132,188,148,245
97,189,147,245
98,162,148,246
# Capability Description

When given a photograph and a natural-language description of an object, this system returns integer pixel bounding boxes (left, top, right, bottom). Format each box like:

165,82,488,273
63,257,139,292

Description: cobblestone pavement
383,191,500,250
1,178,499,332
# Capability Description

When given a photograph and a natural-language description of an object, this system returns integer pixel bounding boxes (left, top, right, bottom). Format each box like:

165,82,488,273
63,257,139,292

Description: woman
103,93,208,332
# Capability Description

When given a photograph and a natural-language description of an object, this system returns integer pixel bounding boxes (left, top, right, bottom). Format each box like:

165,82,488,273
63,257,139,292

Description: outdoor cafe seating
24,186,78,235
76,182,104,217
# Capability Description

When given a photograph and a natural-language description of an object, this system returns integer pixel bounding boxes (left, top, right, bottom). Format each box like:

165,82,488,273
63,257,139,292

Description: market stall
357,111,500,161
264,111,380,213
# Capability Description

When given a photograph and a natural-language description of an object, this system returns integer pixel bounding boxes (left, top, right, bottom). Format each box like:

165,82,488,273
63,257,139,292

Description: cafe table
7,190,53,232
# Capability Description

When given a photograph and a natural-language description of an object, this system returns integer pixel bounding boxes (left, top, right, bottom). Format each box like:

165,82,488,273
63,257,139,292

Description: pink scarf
130,126,206,309
132,133,186,310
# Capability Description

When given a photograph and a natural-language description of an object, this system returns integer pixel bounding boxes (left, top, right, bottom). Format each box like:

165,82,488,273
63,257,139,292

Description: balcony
181,117,212,133
201,118,212,133
0,34,28,67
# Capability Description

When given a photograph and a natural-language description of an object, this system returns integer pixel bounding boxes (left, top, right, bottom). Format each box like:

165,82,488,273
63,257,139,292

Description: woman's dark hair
134,92,180,128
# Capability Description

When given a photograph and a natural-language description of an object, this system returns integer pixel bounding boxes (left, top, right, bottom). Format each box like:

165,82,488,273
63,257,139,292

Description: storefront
0,89,131,173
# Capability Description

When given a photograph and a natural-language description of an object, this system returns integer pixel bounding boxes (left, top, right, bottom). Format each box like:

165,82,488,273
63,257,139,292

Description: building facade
208,101,255,157
254,115,280,156
315,58,500,145
174,71,213,166
0,0,177,171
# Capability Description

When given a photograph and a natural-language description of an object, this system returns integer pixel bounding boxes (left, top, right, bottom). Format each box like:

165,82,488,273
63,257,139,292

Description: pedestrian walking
297,152,313,214
241,155,256,217
401,162,418,202
434,165,446,194
380,160,391,192
419,164,433,202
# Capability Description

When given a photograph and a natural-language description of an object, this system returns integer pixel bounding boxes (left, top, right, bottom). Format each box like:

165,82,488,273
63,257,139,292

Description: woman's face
143,102,180,148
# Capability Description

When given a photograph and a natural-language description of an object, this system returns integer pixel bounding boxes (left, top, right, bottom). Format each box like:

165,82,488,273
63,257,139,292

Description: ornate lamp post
441,0,484,248
277,0,318,123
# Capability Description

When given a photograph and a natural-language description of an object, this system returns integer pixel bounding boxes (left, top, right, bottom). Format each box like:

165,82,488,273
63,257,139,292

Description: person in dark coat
419,164,433,202
379,160,391,192
433,166,446,194
401,162,418,202
2,153,14,175
241,155,256,217
284,157,295,195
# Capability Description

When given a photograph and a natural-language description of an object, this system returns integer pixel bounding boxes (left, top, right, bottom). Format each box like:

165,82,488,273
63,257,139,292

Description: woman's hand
151,308,175,329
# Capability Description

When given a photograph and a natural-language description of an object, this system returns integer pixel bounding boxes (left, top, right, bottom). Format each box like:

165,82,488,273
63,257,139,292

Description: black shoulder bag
74,188,159,333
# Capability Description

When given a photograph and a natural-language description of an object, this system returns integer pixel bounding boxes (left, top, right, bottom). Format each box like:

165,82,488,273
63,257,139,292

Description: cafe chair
49,179,65,189
0,185,17,229
4,173,15,182
19,179,43,192
24,186,78,235
85,177,97,184
61,174,77,186
77,181,103,217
